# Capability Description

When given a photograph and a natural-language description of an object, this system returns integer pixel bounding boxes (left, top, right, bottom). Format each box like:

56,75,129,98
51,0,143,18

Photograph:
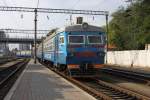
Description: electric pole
34,8,37,64
105,14,109,64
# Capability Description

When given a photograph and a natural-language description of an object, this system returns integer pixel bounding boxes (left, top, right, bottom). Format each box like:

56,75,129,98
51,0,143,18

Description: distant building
19,44,30,50
0,31,9,57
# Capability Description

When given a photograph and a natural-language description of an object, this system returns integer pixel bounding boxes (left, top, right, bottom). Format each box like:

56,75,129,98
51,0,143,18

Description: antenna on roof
70,15,72,25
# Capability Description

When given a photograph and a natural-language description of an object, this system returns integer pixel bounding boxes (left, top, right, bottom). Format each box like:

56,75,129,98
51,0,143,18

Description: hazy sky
0,0,128,50
0,0,128,30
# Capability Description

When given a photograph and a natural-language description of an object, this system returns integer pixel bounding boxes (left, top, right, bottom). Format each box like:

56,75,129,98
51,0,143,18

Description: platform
4,59,96,100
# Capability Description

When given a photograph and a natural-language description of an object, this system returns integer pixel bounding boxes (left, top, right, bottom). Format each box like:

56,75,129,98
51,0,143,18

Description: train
16,50,32,58
37,22,106,77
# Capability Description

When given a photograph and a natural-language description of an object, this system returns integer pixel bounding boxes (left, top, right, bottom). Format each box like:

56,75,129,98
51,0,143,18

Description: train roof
64,23,104,32
43,23,105,43
57,23,104,33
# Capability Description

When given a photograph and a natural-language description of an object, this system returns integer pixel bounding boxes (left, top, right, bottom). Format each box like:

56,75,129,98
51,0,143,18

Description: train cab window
88,35,102,44
59,36,64,44
68,35,84,44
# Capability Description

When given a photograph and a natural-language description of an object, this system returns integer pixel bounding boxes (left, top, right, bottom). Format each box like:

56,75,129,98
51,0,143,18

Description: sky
0,0,128,50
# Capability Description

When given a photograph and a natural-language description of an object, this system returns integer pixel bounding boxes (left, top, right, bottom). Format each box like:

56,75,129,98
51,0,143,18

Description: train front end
66,23,106,77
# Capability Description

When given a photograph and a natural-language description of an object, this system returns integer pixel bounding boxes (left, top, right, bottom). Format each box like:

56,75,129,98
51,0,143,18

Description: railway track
0,58,17,65
0,59,29,99
101,67,150,85
42,63,150,100
80,78,150,100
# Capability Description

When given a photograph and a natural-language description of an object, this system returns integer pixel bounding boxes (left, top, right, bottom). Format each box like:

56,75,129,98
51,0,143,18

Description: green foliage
109,0,150,50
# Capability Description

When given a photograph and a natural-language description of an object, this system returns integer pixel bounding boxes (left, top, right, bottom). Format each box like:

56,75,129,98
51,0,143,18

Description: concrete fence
107,50,150,68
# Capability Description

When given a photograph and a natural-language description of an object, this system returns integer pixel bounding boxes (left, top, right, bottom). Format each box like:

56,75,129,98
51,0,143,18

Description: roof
65,24,104,32
43,23,105,44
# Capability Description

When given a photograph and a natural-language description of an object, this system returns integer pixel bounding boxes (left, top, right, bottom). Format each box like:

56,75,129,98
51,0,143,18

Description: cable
1,0,7,6
56,0,81,26
72,0,81,9
94,0,106,10
37,0,40,8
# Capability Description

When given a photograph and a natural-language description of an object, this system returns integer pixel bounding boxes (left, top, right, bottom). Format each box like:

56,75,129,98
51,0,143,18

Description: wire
1,0,8,6
72,0,81,9
56,0,81,26
37,0,40,8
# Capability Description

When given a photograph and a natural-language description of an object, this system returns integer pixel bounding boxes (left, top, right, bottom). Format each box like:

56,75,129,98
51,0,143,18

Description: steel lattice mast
0,29,49,34
0,6,108,15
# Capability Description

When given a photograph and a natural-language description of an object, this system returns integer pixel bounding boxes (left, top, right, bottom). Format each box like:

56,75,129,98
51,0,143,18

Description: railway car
16,50,32,58
37,22,106,77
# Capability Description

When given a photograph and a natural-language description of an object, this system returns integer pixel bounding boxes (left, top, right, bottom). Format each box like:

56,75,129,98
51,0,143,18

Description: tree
108,0,150,50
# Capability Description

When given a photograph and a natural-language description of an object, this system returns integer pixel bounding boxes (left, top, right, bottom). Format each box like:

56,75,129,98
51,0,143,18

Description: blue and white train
37,23,106,77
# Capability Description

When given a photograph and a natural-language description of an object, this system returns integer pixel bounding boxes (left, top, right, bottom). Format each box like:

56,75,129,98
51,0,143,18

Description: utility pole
34,8,37,64
105,14,109,64
41,36,44,62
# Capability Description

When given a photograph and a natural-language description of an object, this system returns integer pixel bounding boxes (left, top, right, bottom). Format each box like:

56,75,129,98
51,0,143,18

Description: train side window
59,36,64,44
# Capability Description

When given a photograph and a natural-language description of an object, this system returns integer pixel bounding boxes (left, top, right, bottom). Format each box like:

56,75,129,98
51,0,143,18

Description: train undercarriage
38,58,101,78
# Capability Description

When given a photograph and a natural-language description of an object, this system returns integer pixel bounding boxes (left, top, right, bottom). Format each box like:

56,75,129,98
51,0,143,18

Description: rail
0,59,29,99
0,57,17,65
101,67,150,85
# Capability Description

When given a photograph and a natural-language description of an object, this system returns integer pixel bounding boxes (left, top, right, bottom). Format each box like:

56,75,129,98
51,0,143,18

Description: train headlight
82,22,88,29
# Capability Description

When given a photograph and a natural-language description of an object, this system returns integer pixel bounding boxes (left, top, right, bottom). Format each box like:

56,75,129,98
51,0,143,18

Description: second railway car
37,23,106,77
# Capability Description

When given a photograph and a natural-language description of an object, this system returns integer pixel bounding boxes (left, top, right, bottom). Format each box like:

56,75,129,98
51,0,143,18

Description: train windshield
68,35,84,44
88,35,102,44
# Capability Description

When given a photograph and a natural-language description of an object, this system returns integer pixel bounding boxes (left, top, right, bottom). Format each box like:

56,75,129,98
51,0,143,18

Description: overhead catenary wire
55,0,81,26
0,0,22,29
1,0,7,6
37,0,40,8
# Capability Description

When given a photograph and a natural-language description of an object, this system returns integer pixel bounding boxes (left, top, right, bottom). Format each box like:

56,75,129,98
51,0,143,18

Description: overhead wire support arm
0,29,49,34
0,6,109,15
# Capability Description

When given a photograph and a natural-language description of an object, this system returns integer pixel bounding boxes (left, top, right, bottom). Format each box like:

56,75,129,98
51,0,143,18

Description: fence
107,50,150,68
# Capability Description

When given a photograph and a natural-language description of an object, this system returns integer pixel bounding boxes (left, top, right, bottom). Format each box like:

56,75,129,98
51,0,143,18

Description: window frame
87,35,103,44
68,35,85,44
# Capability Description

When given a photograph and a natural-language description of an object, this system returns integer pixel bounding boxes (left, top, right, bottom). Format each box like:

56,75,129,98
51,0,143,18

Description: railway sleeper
115,95,131,99
103,92,128,98
111,91,125,95
110,94,133,99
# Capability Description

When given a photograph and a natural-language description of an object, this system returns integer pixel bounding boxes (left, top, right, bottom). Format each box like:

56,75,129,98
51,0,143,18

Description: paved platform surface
4,59,96,100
